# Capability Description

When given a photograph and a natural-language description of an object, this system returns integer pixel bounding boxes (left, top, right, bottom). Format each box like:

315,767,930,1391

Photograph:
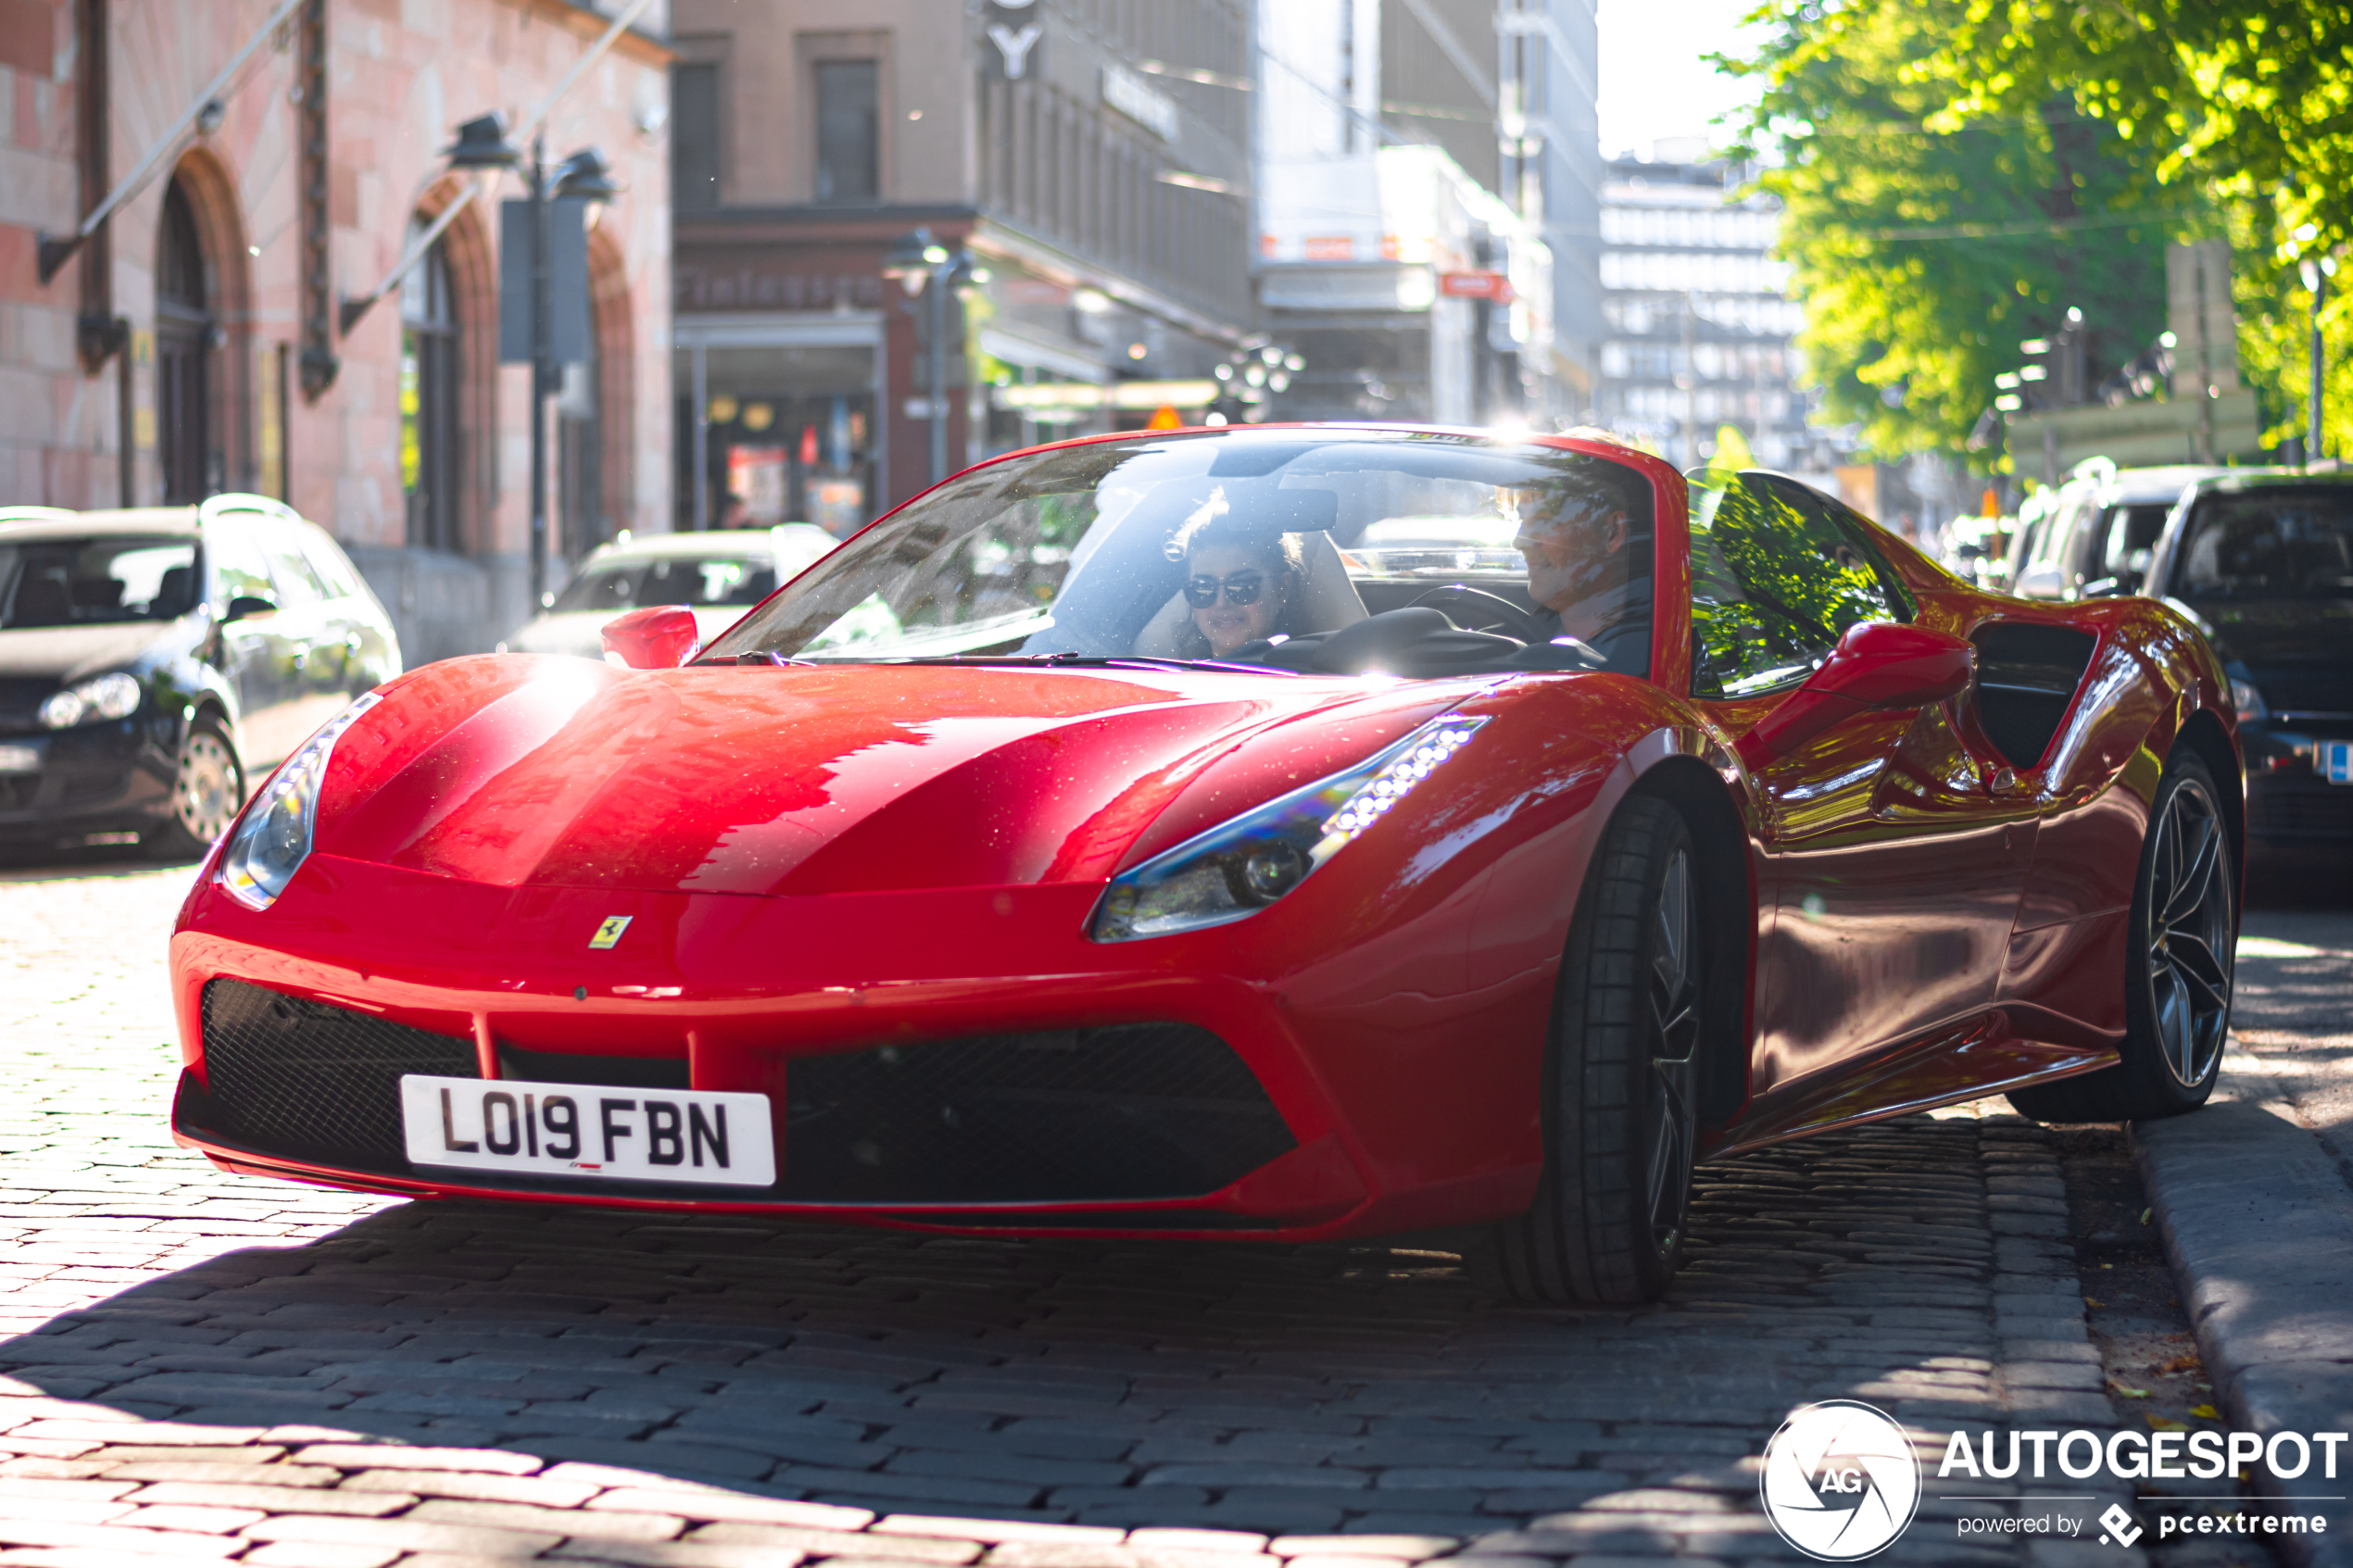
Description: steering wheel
1409,584,1554,645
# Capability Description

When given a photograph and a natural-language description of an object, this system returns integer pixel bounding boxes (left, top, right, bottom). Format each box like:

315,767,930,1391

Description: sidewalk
2134,910,2353,1568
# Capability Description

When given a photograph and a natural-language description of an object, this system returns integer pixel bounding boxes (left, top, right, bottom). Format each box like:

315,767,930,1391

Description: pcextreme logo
1761,1400,1923,1561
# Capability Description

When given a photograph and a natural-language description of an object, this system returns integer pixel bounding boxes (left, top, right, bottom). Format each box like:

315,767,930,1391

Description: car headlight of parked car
38,671,143,729
217,692,381,910
2229,677,2269,723
1090,714,1489,943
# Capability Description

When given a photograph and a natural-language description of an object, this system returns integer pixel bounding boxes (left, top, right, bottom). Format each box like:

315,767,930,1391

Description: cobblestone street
0,859,2259,1567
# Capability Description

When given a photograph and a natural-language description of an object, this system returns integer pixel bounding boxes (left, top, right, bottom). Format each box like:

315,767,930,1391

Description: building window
814,59,879,202
400,226,462,552
673,60,721,209
156,177,214,504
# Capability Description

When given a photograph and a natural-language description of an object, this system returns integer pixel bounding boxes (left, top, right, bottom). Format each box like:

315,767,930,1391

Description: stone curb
2133,1097,2353,1568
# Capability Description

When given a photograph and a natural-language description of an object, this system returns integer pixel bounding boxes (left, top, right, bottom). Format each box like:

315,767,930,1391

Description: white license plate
2324,740,2353,785
399,1075,775,1187
0,744,38,773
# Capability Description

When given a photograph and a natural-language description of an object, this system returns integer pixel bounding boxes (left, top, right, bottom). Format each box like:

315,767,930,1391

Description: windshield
550,555,779,615
2171,489,2353,601
0,536,200,629
704,430,1656,679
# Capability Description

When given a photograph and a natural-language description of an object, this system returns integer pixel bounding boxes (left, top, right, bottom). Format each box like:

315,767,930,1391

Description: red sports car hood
318,656,1478,897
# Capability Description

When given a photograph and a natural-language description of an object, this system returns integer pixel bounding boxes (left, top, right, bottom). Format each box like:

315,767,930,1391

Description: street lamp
529,140,622,609
2299,256,2333,466
884,228,988,485
432,115,621,607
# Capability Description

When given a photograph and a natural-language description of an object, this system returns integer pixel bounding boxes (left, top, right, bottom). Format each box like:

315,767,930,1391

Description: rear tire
1484,795,1702,1304
2007,750,2234,1123
148,718,245,861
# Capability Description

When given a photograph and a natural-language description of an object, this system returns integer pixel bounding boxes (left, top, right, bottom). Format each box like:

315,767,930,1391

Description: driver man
1511,471,1649,671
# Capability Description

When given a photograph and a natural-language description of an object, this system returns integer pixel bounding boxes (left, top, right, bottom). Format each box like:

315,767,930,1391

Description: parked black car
2145,470,2353,852
0,495,400,856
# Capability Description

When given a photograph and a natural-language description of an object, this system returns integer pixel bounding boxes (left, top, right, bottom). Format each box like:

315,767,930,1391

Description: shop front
673,244,894,536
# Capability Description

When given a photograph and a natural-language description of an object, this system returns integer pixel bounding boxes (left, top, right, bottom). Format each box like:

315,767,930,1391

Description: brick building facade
668,0,1254,532
0,0,672,660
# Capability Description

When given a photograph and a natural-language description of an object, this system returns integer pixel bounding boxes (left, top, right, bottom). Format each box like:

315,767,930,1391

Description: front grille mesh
195,980,1296,1207
784,1024,1296,1203
199,979,475,1172
2252,786,2353,837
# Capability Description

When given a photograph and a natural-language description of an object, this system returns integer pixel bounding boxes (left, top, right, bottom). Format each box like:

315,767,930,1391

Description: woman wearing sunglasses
1170,521,1310,659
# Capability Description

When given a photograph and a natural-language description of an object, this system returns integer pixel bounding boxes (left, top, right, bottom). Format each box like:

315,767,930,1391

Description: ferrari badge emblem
588,916,633,950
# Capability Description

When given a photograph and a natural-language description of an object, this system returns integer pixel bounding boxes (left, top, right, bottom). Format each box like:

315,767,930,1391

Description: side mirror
600,604,702,670
1743,621,1975,763
222,594,278,622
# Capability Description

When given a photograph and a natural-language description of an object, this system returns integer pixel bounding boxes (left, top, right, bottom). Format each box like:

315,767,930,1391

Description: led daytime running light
1321,722,1482,845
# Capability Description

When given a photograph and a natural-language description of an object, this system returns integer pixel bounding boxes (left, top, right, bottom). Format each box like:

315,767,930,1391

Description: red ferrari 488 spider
170,427,2240,1303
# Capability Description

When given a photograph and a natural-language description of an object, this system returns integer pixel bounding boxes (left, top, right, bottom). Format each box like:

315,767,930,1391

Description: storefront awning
994,380,1220,411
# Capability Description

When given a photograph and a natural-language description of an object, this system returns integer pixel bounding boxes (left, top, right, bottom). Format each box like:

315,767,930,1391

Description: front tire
148,718,245,860
1485,796,1702,1304
2007,750,2235,1123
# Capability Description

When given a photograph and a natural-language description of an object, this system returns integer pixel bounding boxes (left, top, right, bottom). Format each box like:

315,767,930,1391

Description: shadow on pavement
0,1116,2047,1546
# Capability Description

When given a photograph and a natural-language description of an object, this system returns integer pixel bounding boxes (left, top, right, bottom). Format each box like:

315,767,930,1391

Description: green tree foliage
1722,0,2172,461
1921,0,2353,457
1927,0,2353,252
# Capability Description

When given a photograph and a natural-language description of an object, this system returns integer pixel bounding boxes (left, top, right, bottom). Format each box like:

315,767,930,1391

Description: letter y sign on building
988,0,1042,79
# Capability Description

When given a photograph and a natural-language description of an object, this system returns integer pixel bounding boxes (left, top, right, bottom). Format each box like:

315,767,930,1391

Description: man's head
1513,472,1639,614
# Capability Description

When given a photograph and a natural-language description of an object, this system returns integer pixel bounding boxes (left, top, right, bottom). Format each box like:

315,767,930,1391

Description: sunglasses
1184,570,1267,608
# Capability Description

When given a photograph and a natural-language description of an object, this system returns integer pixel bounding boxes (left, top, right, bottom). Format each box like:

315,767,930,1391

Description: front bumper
2244,723,2353,846
0,721,172,841
169,854,1553,1240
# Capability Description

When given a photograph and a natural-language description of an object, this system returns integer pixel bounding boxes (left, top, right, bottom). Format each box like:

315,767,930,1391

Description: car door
204,517,299,767
249,518,352,746
1692,473,2034,1098
292,522,401,685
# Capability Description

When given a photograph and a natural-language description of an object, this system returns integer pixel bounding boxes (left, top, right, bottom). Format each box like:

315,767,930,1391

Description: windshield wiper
698,651,819,667
890,654,1298,675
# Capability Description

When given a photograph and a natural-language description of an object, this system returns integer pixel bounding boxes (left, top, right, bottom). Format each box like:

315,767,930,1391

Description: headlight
1089,714,1490,943
216,692,382,909
38,671,143,729
2229,677,2269,723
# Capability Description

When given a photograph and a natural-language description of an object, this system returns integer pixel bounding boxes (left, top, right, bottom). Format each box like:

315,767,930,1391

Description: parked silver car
503,527,841,660
2007,460,2236,600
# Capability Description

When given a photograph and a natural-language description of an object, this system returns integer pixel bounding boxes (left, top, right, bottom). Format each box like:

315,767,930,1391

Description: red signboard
1439,270,1513,302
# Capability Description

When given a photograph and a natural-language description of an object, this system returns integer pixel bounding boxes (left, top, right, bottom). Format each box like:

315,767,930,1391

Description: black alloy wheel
1643,842,1702,1257
149,717,245,860
2143,767,2234,1090
1482,794,1703,1304
2008,750,2235,1123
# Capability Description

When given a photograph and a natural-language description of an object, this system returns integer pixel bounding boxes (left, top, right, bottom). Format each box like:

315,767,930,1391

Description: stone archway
156,149,252,500
585,220,635,548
